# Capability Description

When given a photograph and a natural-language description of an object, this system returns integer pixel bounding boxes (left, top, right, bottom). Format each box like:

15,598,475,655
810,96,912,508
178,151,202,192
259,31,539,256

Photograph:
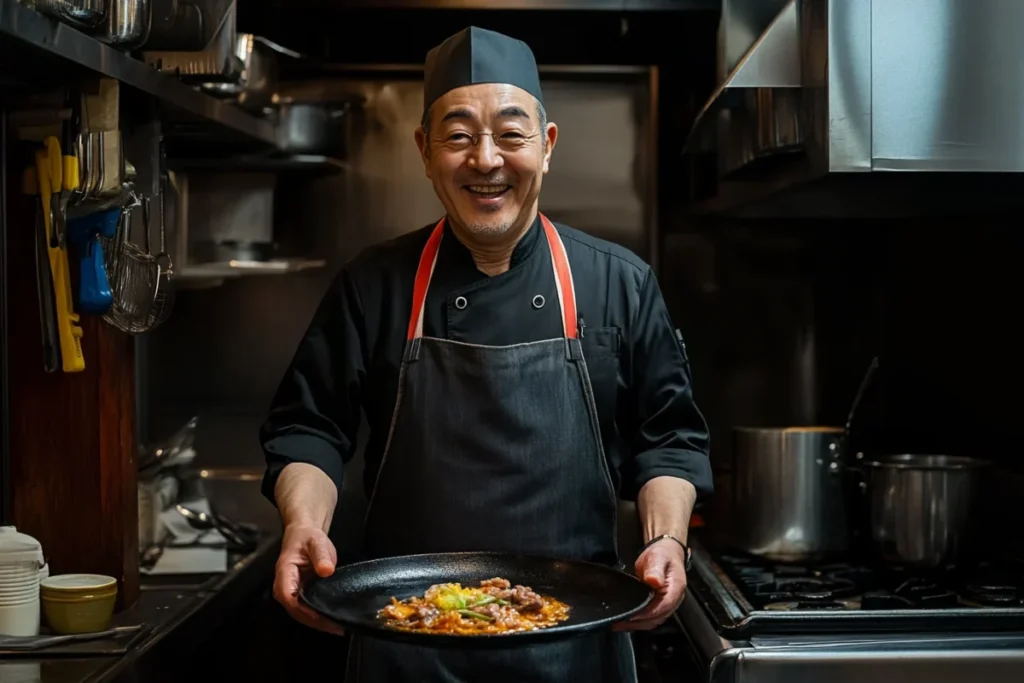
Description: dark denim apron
345,214,637,683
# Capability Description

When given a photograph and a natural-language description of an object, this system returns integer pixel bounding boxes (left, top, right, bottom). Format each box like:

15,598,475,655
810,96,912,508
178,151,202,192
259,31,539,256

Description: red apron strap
407,218,446,340
539,214,578,339
407,214,578,340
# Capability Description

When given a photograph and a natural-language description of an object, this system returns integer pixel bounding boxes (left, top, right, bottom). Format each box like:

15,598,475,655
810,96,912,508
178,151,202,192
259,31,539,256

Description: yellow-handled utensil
33,137,84,373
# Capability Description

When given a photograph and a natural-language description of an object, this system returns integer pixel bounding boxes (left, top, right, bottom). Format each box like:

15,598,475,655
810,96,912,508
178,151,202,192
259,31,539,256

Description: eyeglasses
434,131,542,153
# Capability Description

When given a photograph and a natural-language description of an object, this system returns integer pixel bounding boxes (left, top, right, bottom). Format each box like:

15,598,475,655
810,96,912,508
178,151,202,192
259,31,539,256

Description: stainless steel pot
34,0,107,29
729,426,849,560
272,97,358,158
101,0,151,48
858,454,990,568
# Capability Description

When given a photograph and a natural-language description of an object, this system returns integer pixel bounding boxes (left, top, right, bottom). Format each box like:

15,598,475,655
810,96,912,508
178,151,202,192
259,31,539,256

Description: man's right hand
273,523,346,636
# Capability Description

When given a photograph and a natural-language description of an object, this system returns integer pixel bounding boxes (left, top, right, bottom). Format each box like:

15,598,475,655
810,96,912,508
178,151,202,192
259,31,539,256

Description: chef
260,26,712,683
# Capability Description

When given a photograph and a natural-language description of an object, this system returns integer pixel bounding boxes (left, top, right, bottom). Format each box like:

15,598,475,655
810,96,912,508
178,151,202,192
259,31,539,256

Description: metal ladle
175,505,249,547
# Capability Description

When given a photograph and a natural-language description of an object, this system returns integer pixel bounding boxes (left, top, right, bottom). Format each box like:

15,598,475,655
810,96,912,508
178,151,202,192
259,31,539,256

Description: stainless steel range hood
687,0,1024,217
320,0,718,9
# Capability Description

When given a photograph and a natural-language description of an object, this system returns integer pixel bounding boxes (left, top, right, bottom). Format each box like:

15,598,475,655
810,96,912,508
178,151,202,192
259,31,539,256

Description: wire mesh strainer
100,192,159,334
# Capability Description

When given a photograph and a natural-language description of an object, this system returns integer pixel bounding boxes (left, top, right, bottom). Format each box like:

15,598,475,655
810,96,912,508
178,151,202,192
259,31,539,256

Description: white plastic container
0,526,45,636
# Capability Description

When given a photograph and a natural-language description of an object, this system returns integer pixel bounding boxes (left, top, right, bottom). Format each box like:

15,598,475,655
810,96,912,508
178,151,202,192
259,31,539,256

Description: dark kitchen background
4,1,1021,680
140,2,1023,557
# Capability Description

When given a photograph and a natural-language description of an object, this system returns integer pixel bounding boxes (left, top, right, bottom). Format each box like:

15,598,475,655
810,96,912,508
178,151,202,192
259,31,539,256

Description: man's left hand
615,538,687,631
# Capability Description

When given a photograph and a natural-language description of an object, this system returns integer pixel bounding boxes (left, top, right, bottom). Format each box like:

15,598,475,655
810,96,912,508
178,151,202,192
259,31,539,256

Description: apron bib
345,215,637,683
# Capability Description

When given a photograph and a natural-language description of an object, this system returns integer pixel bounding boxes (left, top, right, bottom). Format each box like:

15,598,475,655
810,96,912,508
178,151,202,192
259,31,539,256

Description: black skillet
300,551,654,648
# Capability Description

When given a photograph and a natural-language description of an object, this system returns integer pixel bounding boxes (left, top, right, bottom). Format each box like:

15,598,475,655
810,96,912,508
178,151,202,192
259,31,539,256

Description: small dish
40,574,117,634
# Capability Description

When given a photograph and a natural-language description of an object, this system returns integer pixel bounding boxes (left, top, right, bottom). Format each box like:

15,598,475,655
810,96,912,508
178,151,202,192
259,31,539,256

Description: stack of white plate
0,527,44,637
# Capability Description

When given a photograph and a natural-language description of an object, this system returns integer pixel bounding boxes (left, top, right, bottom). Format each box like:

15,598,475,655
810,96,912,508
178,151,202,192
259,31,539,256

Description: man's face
416,83,558,240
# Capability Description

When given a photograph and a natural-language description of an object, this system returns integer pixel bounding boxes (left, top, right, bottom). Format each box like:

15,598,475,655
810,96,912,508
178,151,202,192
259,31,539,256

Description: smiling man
261,26,712,683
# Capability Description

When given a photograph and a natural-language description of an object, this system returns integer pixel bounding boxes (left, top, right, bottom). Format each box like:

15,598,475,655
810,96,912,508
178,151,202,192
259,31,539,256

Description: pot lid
0,526,44,564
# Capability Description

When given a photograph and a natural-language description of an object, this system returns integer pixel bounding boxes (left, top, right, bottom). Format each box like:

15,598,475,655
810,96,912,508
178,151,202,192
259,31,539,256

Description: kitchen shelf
168,154,351,174
0,0,276,147
175,259,328,288
310,0,719,9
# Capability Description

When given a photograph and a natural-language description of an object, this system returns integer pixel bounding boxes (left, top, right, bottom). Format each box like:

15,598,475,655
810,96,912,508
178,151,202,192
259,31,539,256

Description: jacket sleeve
259,267,367,506
620,268,713,501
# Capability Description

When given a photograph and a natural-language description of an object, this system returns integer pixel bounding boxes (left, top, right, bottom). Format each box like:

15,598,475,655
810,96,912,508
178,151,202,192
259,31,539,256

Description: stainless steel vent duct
686,0,1024,217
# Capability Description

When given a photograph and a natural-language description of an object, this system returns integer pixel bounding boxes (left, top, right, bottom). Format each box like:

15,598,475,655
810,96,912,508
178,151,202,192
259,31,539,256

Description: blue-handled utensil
67,207,119,314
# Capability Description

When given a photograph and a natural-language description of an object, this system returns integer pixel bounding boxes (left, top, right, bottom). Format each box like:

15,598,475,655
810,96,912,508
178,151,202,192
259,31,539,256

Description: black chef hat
423,27,544,115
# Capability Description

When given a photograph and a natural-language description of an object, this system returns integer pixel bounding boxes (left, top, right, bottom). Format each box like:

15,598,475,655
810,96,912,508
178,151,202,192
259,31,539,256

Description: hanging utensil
33,137,84,373
144,166,175,330
23,166,62,373
845,356,880,437
100,192,160,334
67,207,119,314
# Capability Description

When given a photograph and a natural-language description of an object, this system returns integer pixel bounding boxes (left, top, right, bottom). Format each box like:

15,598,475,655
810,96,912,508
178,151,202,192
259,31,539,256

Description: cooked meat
415,605,441,626
377,577,570,635
509,585,544,612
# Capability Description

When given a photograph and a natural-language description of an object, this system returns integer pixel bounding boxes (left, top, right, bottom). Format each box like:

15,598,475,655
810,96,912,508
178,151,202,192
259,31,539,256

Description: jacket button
532,294,546,309
454,296,468,310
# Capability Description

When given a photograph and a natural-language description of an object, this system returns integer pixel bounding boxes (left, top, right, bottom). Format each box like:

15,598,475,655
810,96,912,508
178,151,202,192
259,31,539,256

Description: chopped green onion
458,609,494,621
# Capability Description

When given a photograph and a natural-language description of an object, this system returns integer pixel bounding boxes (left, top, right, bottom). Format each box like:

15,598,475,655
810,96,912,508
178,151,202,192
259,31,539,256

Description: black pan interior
300,552,653,648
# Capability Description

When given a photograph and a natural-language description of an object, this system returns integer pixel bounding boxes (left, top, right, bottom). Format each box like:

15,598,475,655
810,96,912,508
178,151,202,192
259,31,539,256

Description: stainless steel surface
0,0,276,145
184,173,275,247
717,0,795,82
204,34,300,112
304,0,718,8
859,454,990,568
688,0,1024,215
729,634,1024,683
34,0,106,29
165,170,325,282
679,538,1024,683
100,0,151,47
729,426,847,560
143,0,238,79
869,0,1024,171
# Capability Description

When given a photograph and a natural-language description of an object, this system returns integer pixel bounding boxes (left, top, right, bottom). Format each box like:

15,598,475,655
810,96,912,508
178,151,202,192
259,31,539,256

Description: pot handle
823,436,845,476
846,451,868,491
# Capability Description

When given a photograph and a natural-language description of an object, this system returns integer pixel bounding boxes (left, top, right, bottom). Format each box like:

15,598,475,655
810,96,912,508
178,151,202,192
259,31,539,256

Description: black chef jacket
260,216,713,506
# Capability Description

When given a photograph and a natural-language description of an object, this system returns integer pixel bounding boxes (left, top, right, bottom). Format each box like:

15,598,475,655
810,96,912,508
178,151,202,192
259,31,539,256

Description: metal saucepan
271,96,362,158
300,552,653,648
729,426,849,561
723,358,880,561
201,34,302,111
854,453,991,568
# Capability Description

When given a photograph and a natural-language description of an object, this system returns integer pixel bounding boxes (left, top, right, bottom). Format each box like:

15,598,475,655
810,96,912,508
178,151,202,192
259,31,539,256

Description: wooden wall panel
5,139,138,610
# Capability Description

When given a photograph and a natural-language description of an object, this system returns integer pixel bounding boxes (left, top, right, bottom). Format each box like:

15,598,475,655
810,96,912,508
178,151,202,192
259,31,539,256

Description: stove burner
739,567,859,603
763,576,857,601
893,578,960,608
963,583,1023,607
861,590,915,610
711,549,1024,612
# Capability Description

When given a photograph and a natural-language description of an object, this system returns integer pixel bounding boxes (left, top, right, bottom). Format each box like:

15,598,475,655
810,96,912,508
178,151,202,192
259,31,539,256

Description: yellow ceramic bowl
40,574,117,635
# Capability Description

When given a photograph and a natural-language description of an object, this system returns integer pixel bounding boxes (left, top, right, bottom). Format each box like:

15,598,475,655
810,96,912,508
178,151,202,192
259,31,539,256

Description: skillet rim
298,550,655,645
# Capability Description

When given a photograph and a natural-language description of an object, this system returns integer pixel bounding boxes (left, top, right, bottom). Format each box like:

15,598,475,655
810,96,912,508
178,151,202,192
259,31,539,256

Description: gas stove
700,545,1024,636
678,536,1024,683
